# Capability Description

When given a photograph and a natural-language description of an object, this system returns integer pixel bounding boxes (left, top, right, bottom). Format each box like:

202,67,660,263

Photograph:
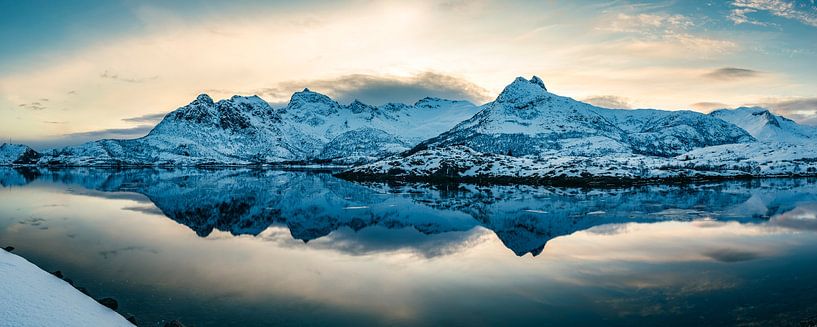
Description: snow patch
0,250,133,327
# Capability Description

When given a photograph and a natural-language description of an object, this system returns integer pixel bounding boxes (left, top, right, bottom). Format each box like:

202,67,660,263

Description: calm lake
2,167,817,326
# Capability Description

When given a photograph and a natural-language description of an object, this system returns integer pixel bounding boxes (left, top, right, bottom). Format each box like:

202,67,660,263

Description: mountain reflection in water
7,167,815,256
2,167,817,326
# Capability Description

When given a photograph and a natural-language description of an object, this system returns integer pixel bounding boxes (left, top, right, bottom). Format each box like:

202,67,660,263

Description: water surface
2,168,817,326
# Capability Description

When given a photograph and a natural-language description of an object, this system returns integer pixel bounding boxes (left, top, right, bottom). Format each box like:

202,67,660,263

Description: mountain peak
710,106,817,142
414,97,464,109
496,76,550,105
347,99,376,113
0,143,40,165
529,76,547,90
195,94,214,105
227,95,269,108
718,106,780,127
286,88,341,117
289,88,336,107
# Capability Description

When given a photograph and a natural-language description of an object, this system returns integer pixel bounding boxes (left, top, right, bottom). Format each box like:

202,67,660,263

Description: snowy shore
0,249,133,327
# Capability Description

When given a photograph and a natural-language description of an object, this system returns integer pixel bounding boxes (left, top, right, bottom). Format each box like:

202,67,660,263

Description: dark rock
163,320,186,327
13,148,42,164
97,297,118,310
64,278,74,286
2,246,14,252
125,314,138,325
51,270,64,279
76,287,89,295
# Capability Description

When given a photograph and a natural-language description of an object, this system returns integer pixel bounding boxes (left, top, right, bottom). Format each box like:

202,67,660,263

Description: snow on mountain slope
318,128,410,164
412,76,754,158
595,109,755,157
22,75,814,177
710,107,817,143
0,250,133,327
340,76,816,183
0,143,40,165
279,89,481,164
40,92,481,166
340,142,817,184
42,94,299,166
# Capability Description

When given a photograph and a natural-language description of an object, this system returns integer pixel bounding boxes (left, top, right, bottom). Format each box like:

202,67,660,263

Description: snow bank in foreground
0,250,132,327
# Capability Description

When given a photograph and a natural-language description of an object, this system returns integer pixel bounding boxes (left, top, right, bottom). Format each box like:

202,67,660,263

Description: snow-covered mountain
278,89,480,164
341,76,817,183
16,74,817,184
0,143,40,165
711,106,817,143
39,91,480,166
411,77,753,158
41,95,297,166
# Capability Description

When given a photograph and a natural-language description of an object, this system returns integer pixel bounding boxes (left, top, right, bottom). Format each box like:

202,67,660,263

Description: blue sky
1,0,816,149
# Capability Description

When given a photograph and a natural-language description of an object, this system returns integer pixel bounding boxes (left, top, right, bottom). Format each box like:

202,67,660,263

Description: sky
1,0,817,149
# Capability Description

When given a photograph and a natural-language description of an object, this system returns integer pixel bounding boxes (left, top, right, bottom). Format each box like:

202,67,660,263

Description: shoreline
0,247,135,326
333,171,817,188
5,164,817,187
1,247,188,327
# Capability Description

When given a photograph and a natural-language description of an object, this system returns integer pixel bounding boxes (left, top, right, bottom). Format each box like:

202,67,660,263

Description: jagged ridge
37,91,480,166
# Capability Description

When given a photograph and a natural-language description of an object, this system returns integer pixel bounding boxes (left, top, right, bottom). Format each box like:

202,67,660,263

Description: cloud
703,67,762,81
691,102,730,112
22,125,155,150
731,0,817,27
603,13,694,34
769,205,817,231
63,125,153,140
247,72,492,105
756,97,817,113
695,96,817,125
795,116,817,126
122,205,166,216
13,124,155,150
749,97,817,123
601,35,738,59
703,248,762,263
100,70,159,83
437,0,484,12
596,13,738,58
122,112,168,124
582,95,632,109
17,102,47,111
728,8,772,26
1,0,808,147
98,246,159,259
289,226,486,258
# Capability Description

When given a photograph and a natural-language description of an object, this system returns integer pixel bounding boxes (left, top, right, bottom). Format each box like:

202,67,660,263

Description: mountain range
3,75,817,184
410,76,754,158
340,77,817,184
36,91,479,166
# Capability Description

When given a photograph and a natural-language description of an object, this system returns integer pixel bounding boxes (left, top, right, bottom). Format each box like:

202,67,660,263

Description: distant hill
711,106,817,143
0,143,40,165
